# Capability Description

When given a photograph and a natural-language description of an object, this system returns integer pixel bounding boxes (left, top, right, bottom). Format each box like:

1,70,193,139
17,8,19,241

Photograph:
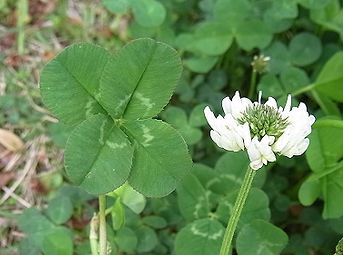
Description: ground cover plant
1,0,343,254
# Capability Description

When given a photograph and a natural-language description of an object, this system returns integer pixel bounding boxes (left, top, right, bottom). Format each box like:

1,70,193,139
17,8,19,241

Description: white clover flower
204,91,315,170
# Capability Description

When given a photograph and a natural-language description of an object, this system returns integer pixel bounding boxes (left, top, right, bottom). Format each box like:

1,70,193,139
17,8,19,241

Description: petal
250,160,263,170
283,95,292,115
273,131,291,152
222,97,232,115
240,122,251,148
265,97,277,109
247,138,260,162
204,106,218,131
293,138,310,156
258,136,276,162
210,130,223,148
309,115,316,125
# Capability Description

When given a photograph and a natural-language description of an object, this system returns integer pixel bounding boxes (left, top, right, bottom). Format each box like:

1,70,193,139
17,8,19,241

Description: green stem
99,195,107,255
16,0,28,55
291,83,316,96
219,166,256,255
89,213,99,255
248,70,257,99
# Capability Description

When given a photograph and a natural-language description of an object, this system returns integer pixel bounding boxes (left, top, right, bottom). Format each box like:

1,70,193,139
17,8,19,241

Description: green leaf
304,123,343,218
121,184,146,214
18,209,73,255
64,114,134,194
280,67,310,93
306,126,343,172
214,0,251,22
314,52,343,102
46,196,73,224
115,227,138,253
299,177,321,206
176,173,210,221
142,215,167,229
19,238,40,255
184,55,218,73
191,21,233,56
235,20,273,50
310,1,343,40
236,219,288,255
216,188,270,229
212,152,266,194
18,208,55,243
189,104,208,127
112,198,125,230
42,227,73,255
161,106,202,145
258,74,284,98
298,0,332,9
102,0,130,14
130,0,166,27
40,43,109,126
101,38,182,120
289,33,322,66
322,166,343,219
175,218,224,255
136,226,158,253
124,119,192,197
161,106,187,127
263,41,291,74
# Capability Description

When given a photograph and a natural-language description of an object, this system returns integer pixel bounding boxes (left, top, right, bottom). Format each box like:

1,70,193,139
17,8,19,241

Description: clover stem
248,70,257,99
219,166,256,255
99,195,107,255
90,213,99,255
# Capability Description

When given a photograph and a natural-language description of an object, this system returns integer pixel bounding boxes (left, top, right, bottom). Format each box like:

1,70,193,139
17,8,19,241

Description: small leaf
136,225,158,253
46,196,73,224
299,177,321,206
216,188,270,229
102,0,130,14
191,21,233,56
176,173,210,221
40,43,109,126
130,0,166,27
121,185,146,214
175,218,224,255
64,114,134,195
112,198,125,230
322,166,343,219
235,20,273,50
124,119,192,197
213,152,266,194
236,219,288,255
189,104,208,128
115,227,138,253
289,32,322,66
258,74,284,98
101,38,182,120
314,52,343,102
42,227,73,255
184,55,218,73
280,66,310,93
142,215,167,229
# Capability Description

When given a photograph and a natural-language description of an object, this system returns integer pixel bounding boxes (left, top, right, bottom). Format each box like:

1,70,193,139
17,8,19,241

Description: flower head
251,54,271,73
204,91,315,170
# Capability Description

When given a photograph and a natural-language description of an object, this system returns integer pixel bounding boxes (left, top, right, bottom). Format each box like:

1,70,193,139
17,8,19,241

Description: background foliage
1,0,343,254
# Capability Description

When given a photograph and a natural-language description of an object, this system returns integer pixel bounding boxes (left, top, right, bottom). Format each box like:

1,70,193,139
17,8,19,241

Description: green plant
37,38,192,255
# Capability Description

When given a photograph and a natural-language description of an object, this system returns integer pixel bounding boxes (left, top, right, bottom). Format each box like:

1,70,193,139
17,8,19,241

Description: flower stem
248,70,257,99
219,166,256,255
99,195,107,255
